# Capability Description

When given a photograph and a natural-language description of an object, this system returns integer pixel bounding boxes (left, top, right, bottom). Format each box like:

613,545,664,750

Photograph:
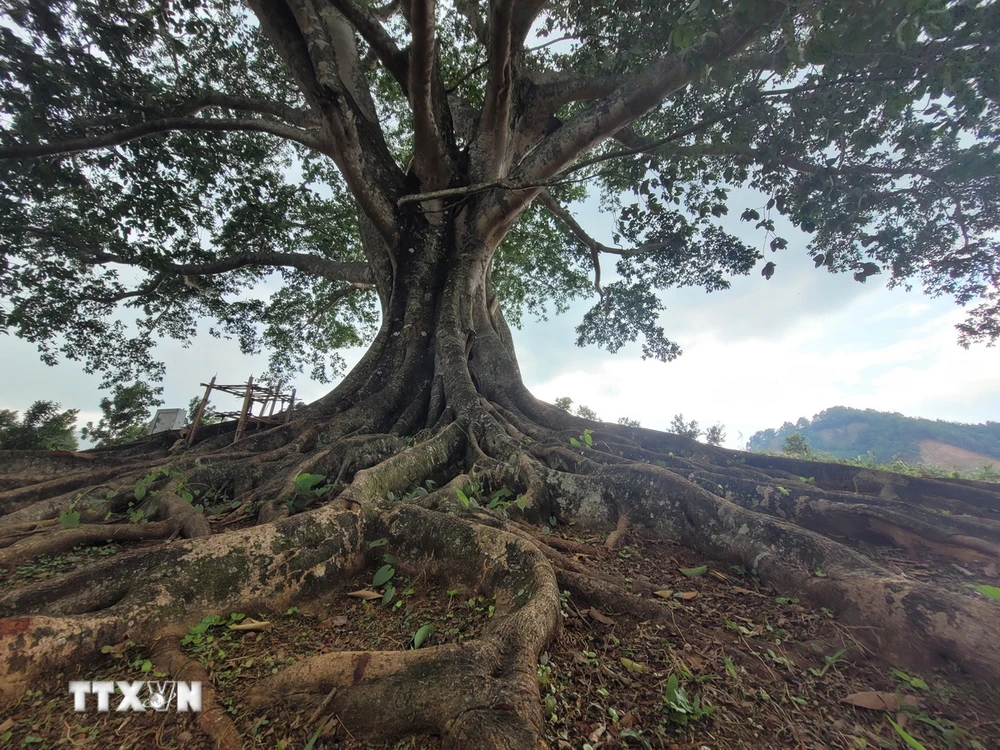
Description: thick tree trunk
2,216,1000,748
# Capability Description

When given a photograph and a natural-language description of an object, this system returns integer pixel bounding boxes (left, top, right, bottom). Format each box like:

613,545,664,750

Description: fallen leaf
620,657,650,674
653,590,674,599
346,589,381,601
620,711,637,728
841,691,920,712
680,565,708,577
709,570,731,583
0,718,13,733
330,615,349,627
100,640,131,656
588,722,606,744
731,586,757,595
587,607,615,625
229,618,272,632
675,591,698,600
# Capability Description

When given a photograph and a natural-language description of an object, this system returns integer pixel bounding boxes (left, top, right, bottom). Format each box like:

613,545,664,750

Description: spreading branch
538,190,674,295
178,92,318,127
469,0,515,179
490,9,779,223
0,116,328,160
26,226,375,288
331,0,409,88
408,0,453,186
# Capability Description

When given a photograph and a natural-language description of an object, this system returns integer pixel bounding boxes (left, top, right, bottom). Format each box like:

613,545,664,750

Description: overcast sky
2,190,998,449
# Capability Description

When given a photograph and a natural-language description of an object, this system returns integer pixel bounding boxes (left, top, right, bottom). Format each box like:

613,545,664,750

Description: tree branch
25,226,375,287
532,72,630,110
331,0,409,89
248,0,403,243
539,190,668,257
470,0,515,179
537,190,603,293
179,92,318,127
455,0,486,44
511,1,548,50
498,8,780,216
408,0,453,186
0,116,328,160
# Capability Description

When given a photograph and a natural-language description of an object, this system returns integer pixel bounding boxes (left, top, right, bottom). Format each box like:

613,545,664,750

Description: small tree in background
81,383,163,448
617,416,642,428
554,397,600,421
783,433,812,457
705,424,726,447
669,414,702,440
0,401,78,451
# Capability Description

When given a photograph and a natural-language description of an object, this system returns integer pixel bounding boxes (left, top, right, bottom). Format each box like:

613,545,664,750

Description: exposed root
246,503,560,748
0,519,180,569
150,628,242,750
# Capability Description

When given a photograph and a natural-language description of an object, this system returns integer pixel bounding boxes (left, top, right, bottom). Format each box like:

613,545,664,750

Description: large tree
2,0,1000,746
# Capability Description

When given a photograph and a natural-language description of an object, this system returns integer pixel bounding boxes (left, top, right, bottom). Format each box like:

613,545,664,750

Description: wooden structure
186,375,296,446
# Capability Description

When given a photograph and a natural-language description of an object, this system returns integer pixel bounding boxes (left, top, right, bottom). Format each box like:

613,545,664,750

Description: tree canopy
0,400,78,450
1,0,998,388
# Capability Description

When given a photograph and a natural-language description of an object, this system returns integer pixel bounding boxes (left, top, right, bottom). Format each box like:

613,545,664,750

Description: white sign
69,681,202,712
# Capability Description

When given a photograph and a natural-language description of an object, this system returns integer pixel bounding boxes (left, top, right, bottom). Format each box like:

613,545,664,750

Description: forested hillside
749,406,1000,466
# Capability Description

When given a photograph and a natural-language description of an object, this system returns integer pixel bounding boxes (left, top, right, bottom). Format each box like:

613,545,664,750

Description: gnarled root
247,502,560,748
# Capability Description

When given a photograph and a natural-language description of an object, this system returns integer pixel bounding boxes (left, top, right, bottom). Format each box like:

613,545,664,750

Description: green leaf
569,437,581,446
724,657,737,679
382,585,395,605
383,553,397,564
179,489,194,503
293,473,326,495
974,584,1000,601
680,565,707,578
455,488,470,508
372,565,395,587
888,717,928,750
583,432,593,446
515,494,528,510
134,484,147,502
412,623,434,649
58,509,80,529
303,726,323,750
368,538,388,548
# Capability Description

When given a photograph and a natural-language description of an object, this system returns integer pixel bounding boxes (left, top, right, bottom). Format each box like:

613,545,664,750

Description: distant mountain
748,407,1000,471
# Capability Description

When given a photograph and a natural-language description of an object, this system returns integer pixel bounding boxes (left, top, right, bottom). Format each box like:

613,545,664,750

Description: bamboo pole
186,375,216,447
234,375,255,443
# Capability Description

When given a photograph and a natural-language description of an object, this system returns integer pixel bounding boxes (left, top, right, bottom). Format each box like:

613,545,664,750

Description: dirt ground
2,526,997,750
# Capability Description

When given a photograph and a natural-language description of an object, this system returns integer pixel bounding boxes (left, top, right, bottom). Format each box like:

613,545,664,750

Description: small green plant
892,668,929,690
662,674,713,725
411,623,434,649
125,501,147,523
569,428,594,448
888,717,928,750
284,472,329,514
181,613,245,648
973,584,1000,601
58,505,81,529
809,647,848,678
